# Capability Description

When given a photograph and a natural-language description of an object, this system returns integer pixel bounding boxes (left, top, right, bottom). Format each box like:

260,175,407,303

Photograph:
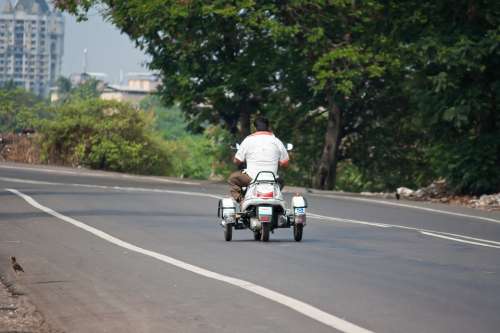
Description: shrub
427,135,500,195
39,99,171,175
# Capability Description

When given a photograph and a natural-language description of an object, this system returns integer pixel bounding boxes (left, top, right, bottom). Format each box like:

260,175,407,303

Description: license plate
258,206,273,215
294,207,305,215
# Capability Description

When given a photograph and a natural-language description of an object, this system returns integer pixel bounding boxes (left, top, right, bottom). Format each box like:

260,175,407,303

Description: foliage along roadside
0,82,233,180
38,98,172,175
52,0,500,195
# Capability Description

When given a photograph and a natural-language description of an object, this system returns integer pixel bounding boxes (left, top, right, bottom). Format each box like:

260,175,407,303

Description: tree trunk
238,104,251,139
314,101,342,190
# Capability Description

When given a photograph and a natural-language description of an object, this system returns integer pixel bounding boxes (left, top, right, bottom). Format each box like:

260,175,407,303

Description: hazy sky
62,13,150,83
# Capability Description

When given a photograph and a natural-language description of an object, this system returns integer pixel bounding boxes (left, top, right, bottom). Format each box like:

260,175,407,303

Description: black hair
254,116,270,131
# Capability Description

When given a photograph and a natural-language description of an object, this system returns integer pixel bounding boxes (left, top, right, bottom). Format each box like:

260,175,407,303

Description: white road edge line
308,213,391,228
2,176,499,249
419,231,500,249
0,164,201,186
310,194,500,224
418,230,500,246
308,213,500,249
0,177,222,200
6,188,374,333
0,165,500,223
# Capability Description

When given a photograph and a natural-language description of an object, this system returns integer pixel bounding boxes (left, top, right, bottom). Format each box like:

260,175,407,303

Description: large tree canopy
54,0,500,193
384,0,500,193
55,0,389,189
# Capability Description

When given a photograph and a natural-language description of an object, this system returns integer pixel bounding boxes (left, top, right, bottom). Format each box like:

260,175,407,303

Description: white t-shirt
235,131,289,180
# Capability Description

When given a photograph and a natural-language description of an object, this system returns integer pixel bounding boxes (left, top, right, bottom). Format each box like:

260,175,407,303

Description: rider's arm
277,138,290,168
234,140,247,166
233,157,244,165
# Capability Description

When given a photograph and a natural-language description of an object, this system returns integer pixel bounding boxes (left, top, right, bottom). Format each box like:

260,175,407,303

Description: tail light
256,184,274,199
256,191,274,198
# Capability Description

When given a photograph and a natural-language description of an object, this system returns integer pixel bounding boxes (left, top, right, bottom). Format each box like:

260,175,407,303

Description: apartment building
0,0,64,96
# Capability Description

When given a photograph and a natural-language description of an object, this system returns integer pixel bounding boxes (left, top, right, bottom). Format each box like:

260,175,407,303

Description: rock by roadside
395,180,500,211
468,193,500,210
287,181,500,212
0,276,62,333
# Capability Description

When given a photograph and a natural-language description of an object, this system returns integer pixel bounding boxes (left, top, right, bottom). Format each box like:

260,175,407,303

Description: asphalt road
1,163,499,333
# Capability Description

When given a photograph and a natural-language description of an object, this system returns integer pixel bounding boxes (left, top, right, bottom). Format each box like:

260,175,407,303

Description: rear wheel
261,223,270,242
224,223,233,241
293,224,303,242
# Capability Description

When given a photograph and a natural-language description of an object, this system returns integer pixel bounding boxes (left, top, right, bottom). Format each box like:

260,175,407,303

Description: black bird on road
11,256,24,274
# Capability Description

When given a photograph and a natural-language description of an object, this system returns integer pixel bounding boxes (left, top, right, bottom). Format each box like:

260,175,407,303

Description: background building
0,0,64,96
100,72,160,104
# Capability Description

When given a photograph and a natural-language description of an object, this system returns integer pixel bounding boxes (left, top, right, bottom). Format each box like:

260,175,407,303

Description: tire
254,230,261,241
261,223,270,242
224,223,233,241
293,224,303,242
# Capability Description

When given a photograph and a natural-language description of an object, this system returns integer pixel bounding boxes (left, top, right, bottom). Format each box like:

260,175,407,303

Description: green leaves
426,135,500,194
39,99,171,174
51,0,499,194
0,86,46,133
312,46,385,96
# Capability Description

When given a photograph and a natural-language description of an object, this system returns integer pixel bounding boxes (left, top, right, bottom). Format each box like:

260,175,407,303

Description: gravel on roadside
0,275,62,333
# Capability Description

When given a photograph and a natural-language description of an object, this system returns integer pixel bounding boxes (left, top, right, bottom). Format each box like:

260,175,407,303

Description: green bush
140,96,188,140
427,135,500,195
39,99,171,175
0,86,47,132
335,160,367,192
164,136,212,179
164,127,235,180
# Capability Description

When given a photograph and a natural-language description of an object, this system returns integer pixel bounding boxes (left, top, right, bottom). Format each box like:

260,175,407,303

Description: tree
55,1,390,189
258,1,388,189
54,76,73,103
56,1,289,140
39,98,171,174
140,95,188,140
69,78,101,100
0,86,46,132
382,0,500,193
55,0,499,193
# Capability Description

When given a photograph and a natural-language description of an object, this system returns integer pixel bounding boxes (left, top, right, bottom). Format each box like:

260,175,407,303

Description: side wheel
254,230,261,241
261,223,270,242
224,223,233,241
293,224,303,242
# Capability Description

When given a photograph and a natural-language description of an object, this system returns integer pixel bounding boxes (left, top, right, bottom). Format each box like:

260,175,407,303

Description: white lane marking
425,232,500,246
2,176,499,249
308,213,391,228
308,213,500,249
6,188,374,333
0,164,201,186
3,169,500,225
420,231,500,249
2,163,499,224
0,177,222,200
310,194,500,224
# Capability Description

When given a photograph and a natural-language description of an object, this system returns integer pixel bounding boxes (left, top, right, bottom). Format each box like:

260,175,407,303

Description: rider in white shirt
229,117,289,202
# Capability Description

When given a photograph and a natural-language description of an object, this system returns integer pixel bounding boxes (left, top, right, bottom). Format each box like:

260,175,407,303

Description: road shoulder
0,273,62,333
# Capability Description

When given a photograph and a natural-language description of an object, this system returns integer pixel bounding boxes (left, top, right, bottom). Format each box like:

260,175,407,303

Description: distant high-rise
0,0,64,96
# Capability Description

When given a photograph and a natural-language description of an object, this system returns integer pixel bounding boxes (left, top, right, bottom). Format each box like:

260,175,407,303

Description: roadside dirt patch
0,134,41,164
0,276,62,333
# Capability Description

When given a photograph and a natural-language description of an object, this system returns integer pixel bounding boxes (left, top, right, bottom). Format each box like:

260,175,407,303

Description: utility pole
83,48,88,73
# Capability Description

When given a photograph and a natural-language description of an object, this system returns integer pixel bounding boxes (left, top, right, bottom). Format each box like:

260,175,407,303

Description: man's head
254,116,270,132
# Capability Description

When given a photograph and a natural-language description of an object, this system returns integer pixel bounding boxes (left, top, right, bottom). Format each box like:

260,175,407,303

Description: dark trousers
228,171,252,202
